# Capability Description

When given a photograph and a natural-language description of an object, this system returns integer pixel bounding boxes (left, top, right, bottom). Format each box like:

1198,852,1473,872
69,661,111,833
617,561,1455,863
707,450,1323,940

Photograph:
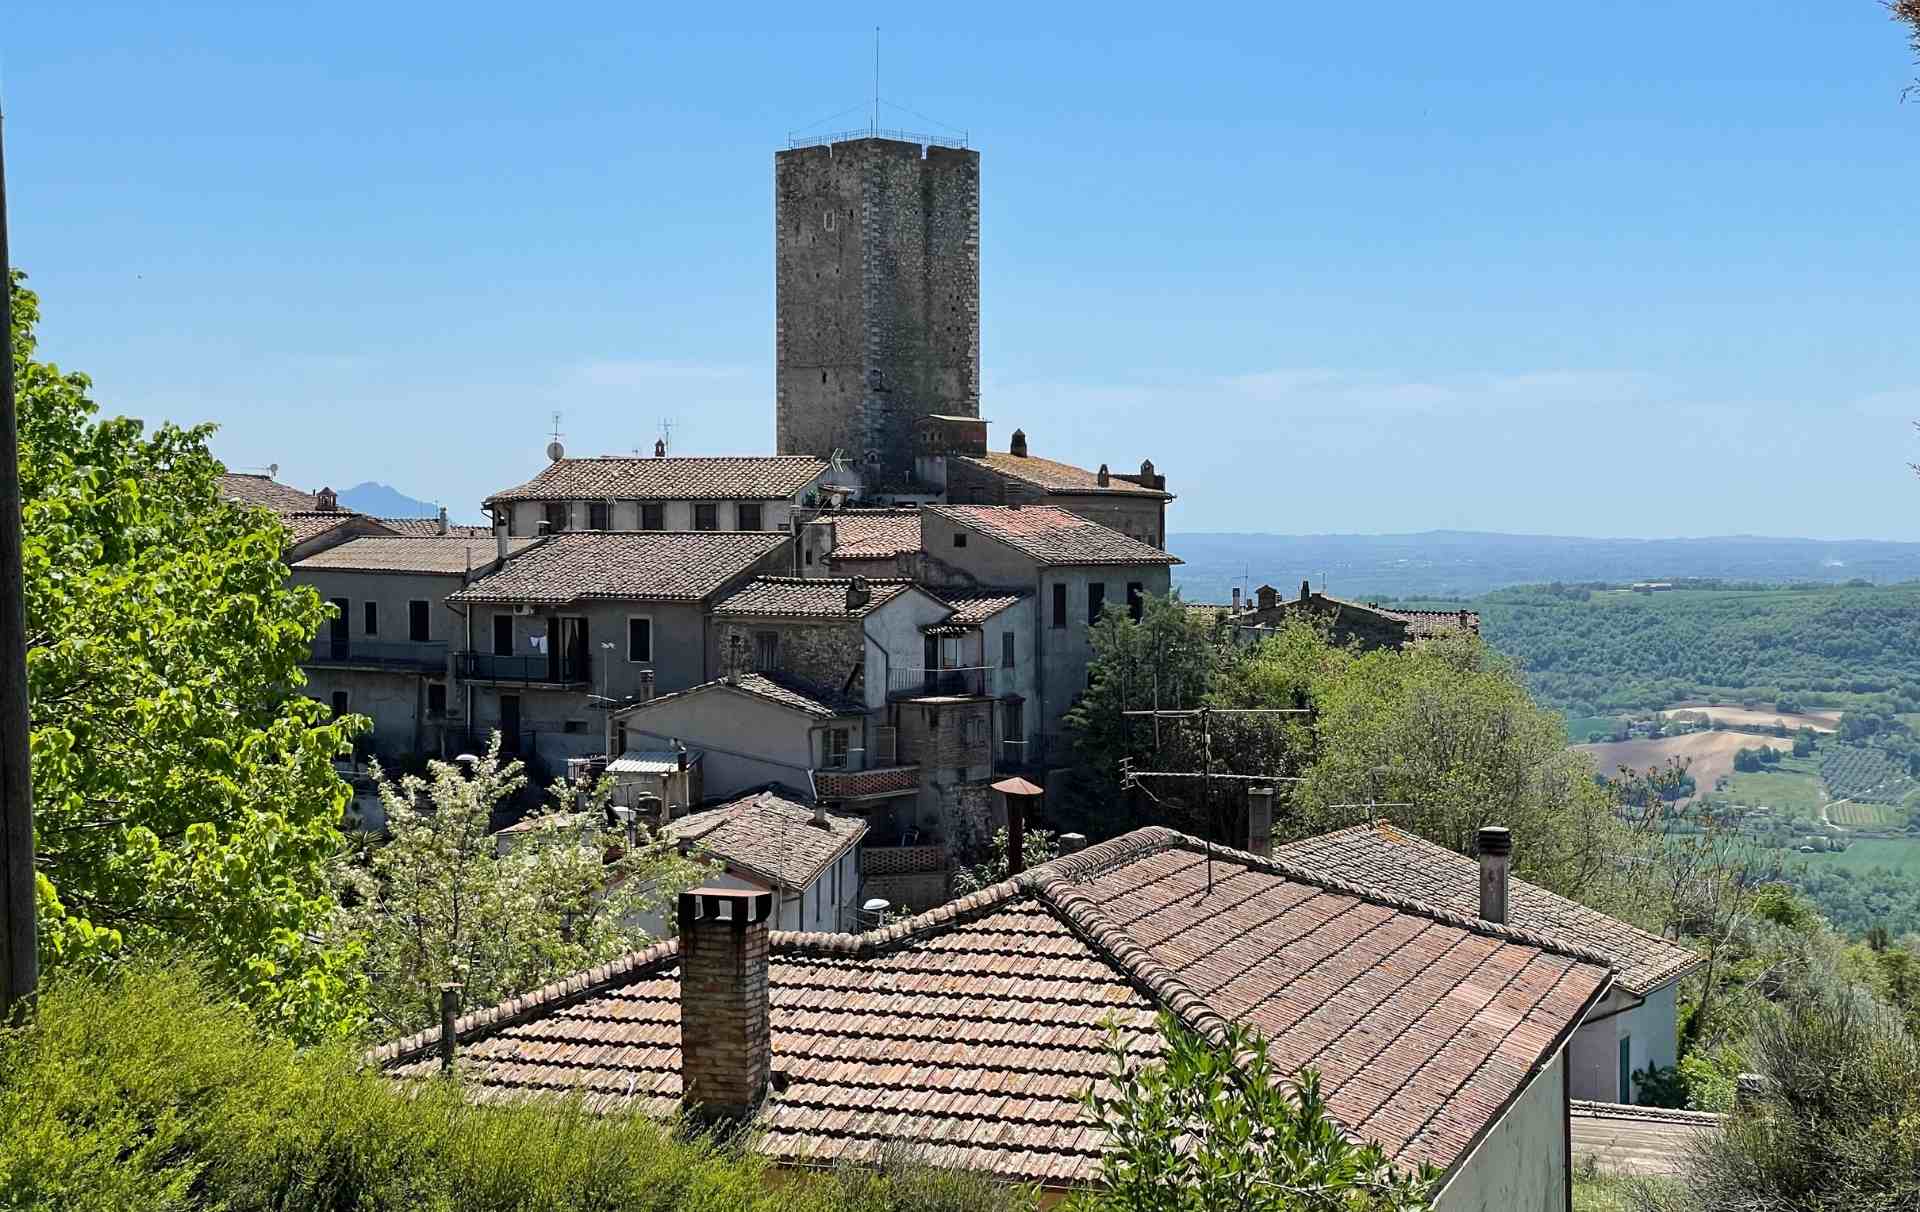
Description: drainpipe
1033,573,1046,761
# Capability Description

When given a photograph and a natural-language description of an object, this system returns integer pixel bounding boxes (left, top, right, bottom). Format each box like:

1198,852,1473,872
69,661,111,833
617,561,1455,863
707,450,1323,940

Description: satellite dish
546,440,566,462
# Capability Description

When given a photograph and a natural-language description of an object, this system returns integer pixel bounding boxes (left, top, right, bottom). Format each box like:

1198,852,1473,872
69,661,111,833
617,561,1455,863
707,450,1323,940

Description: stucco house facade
483,453,846,538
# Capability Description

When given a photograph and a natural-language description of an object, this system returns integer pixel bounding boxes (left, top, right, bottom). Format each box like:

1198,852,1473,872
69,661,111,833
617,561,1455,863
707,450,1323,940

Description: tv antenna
657,417,677,457
546,412,566,462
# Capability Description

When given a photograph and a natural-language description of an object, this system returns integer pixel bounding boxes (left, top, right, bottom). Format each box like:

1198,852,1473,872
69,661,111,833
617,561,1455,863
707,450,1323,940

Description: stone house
484,453,846,538
1276,821,1702,1105
220,473,399,561
1232,580,1480,650
930,424,1172,549
378,826,1615,1211
290,534,536,760
443,531,792,774
659,789,867,934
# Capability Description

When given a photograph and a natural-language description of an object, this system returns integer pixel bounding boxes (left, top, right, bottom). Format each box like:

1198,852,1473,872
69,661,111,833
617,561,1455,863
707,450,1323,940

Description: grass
1723,766,1825,819
1573,1175,1637,1212
1565,715,1624,743
1798,836,1920,875
1828,801,1909,828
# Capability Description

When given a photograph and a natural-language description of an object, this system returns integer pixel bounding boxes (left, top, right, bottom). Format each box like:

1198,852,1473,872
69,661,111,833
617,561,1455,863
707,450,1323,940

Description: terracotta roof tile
713,577,919,621
956,452,1171,499
936,590,1028,624
376,517,494,538
620,671,864,721
376,828,1612,1186
929,505,1180,568
826,509,922,559
284,511,365,545
485,456,828,505
1275,822,1698,995
293,535,536,575
219,472,317,513
666,789,866,890
446,531,787,605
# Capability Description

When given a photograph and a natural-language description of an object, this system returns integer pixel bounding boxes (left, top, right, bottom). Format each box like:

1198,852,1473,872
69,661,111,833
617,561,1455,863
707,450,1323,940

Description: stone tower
775,137,980,489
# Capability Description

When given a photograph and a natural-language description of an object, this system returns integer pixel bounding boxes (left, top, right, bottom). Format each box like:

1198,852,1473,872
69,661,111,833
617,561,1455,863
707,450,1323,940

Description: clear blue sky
7,3,1919,536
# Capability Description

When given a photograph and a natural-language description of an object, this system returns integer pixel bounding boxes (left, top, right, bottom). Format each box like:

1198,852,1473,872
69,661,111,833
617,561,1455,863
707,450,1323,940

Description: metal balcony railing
308,638,448,671
887,665,999,700
458,651,591,686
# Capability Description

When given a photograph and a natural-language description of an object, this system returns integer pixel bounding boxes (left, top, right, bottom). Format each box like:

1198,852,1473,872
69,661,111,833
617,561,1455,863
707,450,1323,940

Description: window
1001,631,1016,669
408,600,430,643
1051,583,1067,628
492,613,514,657
640,503,664,531
825,728,849,768
588,501,610,530
1619,1038,1633,1102
563,720,586,734
628,616,653,663
616,724,628,753
543,502,568,533
694,503,718,531
754,631,779,671
1002,699,1024,745
952,532,967,548
737,502,762,531
329,691,350,718
363,601,378,636
1128,581,1145,622
1088,583,1106,626
427,683,447,716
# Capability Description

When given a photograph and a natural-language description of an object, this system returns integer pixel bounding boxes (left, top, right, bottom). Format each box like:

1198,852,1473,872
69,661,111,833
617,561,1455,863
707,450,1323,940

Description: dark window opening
492,613,514,657
640,503,664,530
408,600,430,643
737,502,763,531
588,501,609,530
563,720,586,734
825,728,849,768
754,631,779,671
427,683,447,716
694,503,718,531
363,601,378,636
543,502,568,533
1128,582,1145,622
1088,583,1106,626
628,617,652,663
953,532,967,548
329,691,350,718
1001,631,1016,668
1051,584,1067,628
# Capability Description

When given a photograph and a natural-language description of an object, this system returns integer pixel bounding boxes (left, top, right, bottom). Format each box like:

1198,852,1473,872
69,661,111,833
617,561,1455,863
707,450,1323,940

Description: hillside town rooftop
930,504,1182,568
823,509,921,559
956,451,1172,499
219,471,318,513
293,535,536,575
375,827,1613,1186
664,789,867,892
446,531,788,605
712,577,920,621
483,455,830,506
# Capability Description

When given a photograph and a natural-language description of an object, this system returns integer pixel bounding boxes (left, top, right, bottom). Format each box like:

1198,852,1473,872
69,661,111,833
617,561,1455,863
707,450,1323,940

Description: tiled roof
484,456,829,506
621,671,865,721
376,517,494,539
665,790,867,890
936,590,1028,625
956,452,1171,498
712,577,918,621
1275,821,1699,995
375,828,1612,1185
606,749,700,775
1377,606,1481,637
826,509,921,559
293,535,536,575
446,532,788,605
812,765,921,800
219,472,317,513
930,505,1181,568
284,511,366,546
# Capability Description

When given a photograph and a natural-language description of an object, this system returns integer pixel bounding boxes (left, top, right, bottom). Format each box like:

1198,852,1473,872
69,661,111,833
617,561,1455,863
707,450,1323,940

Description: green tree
14,270,362,1039
338,738,710,1035
952,826,1060,896
1083,1012,1438,1212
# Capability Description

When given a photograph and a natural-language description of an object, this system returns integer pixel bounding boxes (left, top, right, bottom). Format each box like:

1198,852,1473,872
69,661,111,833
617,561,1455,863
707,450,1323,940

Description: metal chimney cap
1477,825,1513,857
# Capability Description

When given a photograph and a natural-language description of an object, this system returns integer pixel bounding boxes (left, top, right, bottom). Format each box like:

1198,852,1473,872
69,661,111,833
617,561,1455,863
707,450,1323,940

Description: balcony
457,651,591,687
887,665,1008,701
308,637,448,672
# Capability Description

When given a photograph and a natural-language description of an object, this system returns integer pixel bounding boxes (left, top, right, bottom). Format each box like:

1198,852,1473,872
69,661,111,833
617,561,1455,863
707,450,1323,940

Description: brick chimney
1096,463,1110,487
1299,579,1312,603
677,886,775,1124
654,437,668,458
1009,428,1028,458
316,486,338,512
1256,584,1278,611
1478,826,1512,925
1246,785,1275,857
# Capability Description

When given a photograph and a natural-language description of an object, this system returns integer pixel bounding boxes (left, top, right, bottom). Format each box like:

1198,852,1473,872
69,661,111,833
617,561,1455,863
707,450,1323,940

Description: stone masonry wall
712,619,864,695
775,139,979,489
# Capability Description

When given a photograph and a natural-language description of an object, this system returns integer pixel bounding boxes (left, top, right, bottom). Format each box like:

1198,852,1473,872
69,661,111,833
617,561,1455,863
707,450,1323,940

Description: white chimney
1478,826,1512,925
494,513,509,563
1246,785,1275,857
437,505,450,536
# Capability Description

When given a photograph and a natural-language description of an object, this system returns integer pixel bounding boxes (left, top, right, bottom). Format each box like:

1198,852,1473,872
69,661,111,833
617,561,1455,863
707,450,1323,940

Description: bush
0,962,1042,1212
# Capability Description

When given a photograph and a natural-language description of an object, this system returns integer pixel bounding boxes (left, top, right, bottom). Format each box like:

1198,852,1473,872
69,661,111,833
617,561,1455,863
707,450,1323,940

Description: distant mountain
1169,531,1920,601
337,482,438,519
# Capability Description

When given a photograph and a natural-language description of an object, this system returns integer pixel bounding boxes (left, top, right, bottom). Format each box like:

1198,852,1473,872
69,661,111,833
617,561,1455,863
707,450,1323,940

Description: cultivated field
1828,801,1908,829
1663,702,1841,733
1574,731,1796,800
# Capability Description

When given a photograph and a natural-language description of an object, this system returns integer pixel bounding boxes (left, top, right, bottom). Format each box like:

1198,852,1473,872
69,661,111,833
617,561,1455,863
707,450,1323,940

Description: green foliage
951,826,1060,897
0,962,1044,1212
338,738,711,1036
1475,582,1920,717
12,269,362,1039
1628,1063,1687,1109
1082,1012,1437,1212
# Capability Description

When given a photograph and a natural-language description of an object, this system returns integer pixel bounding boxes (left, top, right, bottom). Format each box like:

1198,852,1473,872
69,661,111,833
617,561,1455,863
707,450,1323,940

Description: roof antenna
873,26,880,135
546,412,565,462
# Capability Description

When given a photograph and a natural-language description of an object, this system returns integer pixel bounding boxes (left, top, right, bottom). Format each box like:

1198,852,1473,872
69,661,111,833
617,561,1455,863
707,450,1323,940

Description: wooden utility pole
0,107,39,1017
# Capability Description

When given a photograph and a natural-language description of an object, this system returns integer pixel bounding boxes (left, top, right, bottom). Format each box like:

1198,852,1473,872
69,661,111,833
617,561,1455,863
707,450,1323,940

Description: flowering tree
339,736,711,1035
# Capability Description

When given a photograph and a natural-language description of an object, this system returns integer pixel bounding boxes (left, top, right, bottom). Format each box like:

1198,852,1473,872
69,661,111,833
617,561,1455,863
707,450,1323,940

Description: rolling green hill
1459,581,1920,718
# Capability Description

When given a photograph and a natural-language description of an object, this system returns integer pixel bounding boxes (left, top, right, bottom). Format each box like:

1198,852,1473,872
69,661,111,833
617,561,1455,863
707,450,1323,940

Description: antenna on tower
546,412,565,462
873,26,880,136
